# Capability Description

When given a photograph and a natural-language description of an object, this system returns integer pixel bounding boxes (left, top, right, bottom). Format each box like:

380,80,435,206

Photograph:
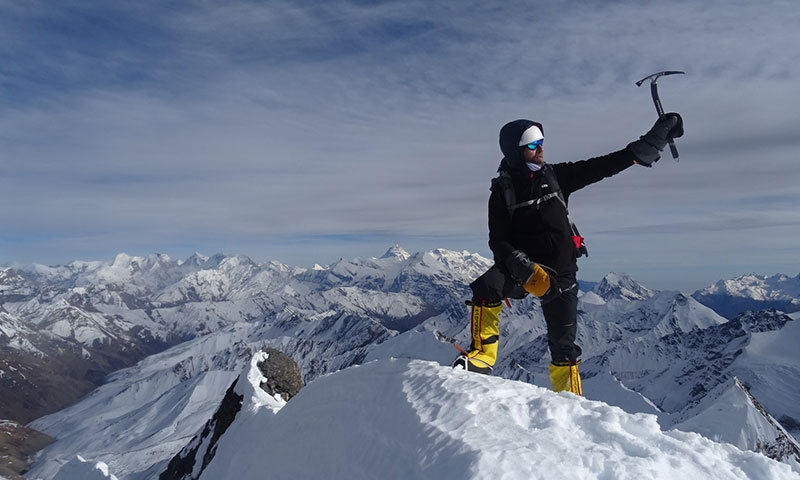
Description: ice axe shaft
636,70,684,159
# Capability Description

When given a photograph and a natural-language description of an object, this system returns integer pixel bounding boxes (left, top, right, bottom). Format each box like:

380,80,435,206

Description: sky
2,0,799,292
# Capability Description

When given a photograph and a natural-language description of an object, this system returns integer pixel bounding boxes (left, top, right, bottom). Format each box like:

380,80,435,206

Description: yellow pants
549,362,582,395
465,301,503,374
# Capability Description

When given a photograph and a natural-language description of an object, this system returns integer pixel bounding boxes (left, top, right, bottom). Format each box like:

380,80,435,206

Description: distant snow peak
709,273,800,299
693,272,800,319
593,272,654,302
380,244,411,261
218,254,256,271
110,252,172,271
179,252,210,267
111,252,133,268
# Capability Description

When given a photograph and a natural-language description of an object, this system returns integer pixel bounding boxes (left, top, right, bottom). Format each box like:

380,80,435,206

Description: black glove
628,113,684,167
504,250,536,284
504,250,560,300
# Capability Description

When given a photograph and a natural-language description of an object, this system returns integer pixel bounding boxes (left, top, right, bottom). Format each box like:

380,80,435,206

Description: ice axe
636,70,685,159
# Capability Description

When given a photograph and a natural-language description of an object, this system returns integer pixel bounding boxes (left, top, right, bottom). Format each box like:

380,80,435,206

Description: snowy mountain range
692,273,800,319
1,247,799,479
0,248,487,423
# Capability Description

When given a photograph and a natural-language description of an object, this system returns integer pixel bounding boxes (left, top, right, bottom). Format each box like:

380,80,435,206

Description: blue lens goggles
525,140,544,150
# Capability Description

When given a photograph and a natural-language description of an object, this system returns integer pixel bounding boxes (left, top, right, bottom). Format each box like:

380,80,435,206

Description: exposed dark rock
735,377,800,465
258,348,304,401
67,291,101,312
159,379,244,480
0,421,54,480
737,309,792,333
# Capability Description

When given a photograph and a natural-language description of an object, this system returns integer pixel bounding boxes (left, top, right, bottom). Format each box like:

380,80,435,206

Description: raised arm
552,149,635,197
553,113,684,196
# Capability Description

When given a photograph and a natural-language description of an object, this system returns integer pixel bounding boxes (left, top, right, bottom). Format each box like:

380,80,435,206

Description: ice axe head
636,70,685,159
635,70,685,87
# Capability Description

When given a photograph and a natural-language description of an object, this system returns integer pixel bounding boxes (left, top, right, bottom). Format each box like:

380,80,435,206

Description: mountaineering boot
452,355,468,370
462,300,503,375
549,361,582,395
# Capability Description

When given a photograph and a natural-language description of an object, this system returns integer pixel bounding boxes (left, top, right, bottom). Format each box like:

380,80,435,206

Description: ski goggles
525,140,544,150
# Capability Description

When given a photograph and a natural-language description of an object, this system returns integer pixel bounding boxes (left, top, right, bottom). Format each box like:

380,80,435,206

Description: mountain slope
25,324,256,480
674,377,800,471
0,420,53,480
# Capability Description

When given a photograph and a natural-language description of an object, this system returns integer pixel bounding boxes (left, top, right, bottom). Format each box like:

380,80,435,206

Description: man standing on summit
454,113,684,395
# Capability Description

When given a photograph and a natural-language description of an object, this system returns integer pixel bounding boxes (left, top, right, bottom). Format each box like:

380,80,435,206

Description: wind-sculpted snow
486,286,800,470
199,358,798,480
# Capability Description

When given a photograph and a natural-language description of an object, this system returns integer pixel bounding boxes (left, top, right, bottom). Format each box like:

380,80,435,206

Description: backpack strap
491,172,517,218
508,192,561,211
541,164,568,210
542,165,589,258
493,167,562,216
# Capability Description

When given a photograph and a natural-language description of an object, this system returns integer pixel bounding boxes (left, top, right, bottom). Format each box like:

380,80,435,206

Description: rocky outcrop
159,350,301,480
257,348,304,401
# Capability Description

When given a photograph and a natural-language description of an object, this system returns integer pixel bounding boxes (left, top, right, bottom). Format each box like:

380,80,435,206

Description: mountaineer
454,113,683,395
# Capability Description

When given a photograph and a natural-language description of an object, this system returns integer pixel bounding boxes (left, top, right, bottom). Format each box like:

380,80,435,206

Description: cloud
1,0,799,290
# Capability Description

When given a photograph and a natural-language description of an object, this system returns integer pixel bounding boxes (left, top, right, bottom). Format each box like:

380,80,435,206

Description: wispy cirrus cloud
2,0,799,291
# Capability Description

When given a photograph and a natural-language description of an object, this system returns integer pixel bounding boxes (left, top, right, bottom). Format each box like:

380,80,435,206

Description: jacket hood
499,119,544,172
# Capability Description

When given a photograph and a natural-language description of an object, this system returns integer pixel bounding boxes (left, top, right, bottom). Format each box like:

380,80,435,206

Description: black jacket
488,149,636,276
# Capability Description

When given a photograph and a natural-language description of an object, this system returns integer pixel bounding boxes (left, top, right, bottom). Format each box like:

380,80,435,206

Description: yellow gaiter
549,361,582,395
466,300,503,374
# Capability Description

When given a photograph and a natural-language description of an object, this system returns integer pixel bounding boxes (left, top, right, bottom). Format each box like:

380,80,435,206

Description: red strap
568,360,582,395
504,298,511,308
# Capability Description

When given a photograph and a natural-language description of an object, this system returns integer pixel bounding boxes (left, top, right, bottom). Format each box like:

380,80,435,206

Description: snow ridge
199,357,798,480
